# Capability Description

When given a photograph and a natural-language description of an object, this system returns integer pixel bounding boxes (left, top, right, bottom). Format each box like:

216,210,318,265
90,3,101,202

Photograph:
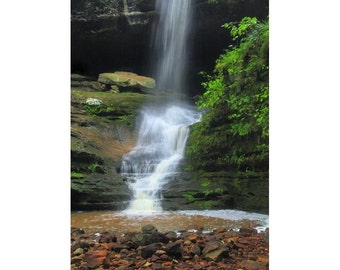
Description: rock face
71,0,157,76
71,0,269,95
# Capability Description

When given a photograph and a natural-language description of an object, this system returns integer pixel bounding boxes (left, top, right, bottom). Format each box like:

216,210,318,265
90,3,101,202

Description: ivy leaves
186,17,269,171
224,17,259,41
198,17,269,138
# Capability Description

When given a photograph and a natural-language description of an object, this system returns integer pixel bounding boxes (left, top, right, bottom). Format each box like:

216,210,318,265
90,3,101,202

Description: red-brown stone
84,250,109,269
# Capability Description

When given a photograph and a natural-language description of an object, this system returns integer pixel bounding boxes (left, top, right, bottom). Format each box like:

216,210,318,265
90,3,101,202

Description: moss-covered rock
71,75,146,210
98,71,156,91
161,171,268,214
71,75,185,210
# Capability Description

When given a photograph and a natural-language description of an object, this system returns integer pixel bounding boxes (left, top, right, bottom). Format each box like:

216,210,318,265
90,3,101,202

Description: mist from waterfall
121,0,198,214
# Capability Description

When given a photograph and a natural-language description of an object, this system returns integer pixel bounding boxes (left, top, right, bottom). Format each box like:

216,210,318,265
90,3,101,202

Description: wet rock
72,227,85,236
110,242,129,253
264,228,269,243
202,241,220,255
190,244,201,256
140,243,163,259
142,224,158,234
119,248,129,257
187,234,198,243
239,227,257,235
165,242,182,258
151,262,163,270
98,232,117,243
71,240,92,252
79,262,89,270
164,231,177,241
214,227,227,234
205,248,229,262
239,259,268,270
132,232,168,245
74,248,84,256
71,255,84,264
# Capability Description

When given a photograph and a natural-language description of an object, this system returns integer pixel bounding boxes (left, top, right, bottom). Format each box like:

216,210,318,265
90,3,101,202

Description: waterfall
152,0,193,92
121,0,199,214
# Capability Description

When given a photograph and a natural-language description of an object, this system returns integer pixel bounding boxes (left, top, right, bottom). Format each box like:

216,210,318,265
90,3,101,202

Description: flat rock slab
98,71,156,89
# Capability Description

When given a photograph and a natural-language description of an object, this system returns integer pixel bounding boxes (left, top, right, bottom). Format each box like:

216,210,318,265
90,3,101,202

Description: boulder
98,72,156,90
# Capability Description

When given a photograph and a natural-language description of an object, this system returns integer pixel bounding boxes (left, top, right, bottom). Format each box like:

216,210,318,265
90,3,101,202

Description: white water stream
121,105,201,213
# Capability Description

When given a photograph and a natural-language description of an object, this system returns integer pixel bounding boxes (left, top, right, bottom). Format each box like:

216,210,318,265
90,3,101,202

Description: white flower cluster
85,98,103,106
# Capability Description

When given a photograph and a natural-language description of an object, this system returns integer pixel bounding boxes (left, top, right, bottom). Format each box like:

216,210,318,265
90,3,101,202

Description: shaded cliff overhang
71,0,269,93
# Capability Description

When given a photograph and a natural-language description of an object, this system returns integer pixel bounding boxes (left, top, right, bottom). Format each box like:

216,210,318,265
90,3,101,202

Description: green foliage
83,102,114,116
186,17,269,172
203,187,225,197
201,179,211,187
197,200,218,209
88,163,98,172
87,163,105,173
71,172,84,179
224,17,259,41
183,192,196,202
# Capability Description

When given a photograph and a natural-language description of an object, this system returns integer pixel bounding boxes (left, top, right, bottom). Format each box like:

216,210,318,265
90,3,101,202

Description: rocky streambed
71,224,269,270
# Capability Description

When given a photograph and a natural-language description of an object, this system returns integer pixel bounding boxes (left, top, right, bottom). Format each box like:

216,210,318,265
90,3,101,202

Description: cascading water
121,0,199,213
121,105,201,213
